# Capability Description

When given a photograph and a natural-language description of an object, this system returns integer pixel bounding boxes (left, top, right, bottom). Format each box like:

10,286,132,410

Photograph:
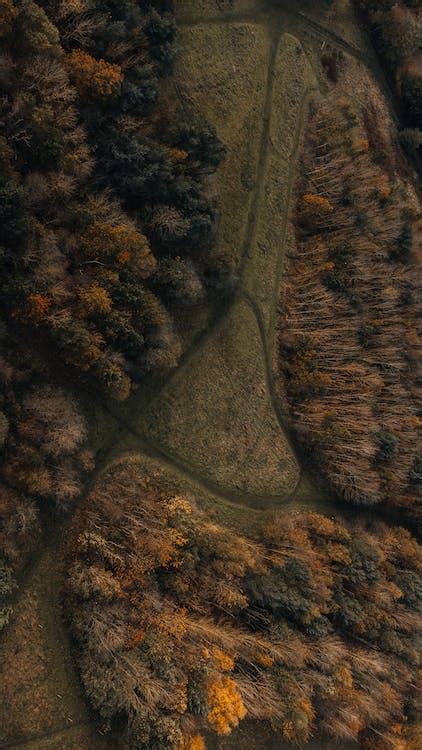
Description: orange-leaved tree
207,676,246,735
66,49,123,99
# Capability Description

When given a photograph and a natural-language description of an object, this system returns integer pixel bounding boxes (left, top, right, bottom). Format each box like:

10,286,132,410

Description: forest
0,0,224,627
279,85,421,528
0,0,225,401
356,0,421,168
0,2,421,750
0,0,225,632
66,455,421,750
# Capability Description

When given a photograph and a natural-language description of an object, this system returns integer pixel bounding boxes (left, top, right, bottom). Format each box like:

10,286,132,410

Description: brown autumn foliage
0,332,92,576
2,384,90,509
66,48,123,99
0,0,224,401
356,0,421,168
66,455,422,750
278,93,421,523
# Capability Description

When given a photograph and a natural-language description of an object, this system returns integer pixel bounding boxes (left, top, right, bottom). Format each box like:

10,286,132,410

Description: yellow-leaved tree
207,676,246,736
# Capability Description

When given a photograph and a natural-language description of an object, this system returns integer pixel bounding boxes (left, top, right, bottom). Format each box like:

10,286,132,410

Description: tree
399,128,422,160
206,677,246,735
145,9,176,70
359,0,394,10
21,386,87,457
100,129,175,201
0,176,27,247
375,429,399,464
0,411,9,448
149,205,191,244
94,357,131,401
152,257,203,306
16,0,60,56
78,221,155,278
178,737,205,750
0,0,17,38
25,292,52,324
66,49,123,99
166,114,226,172
120,64,159,115
78,284,112,316
401,70,422,128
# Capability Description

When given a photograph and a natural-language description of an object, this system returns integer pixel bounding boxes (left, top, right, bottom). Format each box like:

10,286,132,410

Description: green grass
142,297,300,500
175,0,258,19
242,32,316,337
173,21,270,271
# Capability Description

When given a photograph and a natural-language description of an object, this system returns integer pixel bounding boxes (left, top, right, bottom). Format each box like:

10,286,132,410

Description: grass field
242,32,316,336
143,297,300,499
296,0,372,53
0,548,109,749
173,20,269,272
8,726,111,750
139,23,323,505
175,0,258,19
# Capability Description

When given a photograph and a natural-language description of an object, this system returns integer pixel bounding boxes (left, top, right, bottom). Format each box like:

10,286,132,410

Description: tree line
356,0,422,168
66,455,421,750
0,0,225,400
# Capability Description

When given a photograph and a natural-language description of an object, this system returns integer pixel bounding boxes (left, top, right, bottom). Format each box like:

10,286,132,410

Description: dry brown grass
0,549,90,746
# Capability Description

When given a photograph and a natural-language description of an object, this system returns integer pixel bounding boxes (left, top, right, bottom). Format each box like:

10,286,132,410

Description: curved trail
0,4,390,749
0,724,91,750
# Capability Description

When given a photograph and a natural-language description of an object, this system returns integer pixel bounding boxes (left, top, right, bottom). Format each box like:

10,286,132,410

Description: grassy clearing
172,21,270,271
175,0,258,19
8,725,111,750
142,297,299,499
0,549,89,746
242,32,316,336
207,721,358,749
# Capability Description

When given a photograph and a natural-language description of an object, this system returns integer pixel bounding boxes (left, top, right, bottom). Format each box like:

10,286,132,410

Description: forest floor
0,1,392,748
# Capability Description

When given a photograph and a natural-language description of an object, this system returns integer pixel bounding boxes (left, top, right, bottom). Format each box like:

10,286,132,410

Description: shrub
0,411,9,448
166,114,226,172
152,257,203,305
401,70,422,128
375,429,399,464
0,176,27,247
